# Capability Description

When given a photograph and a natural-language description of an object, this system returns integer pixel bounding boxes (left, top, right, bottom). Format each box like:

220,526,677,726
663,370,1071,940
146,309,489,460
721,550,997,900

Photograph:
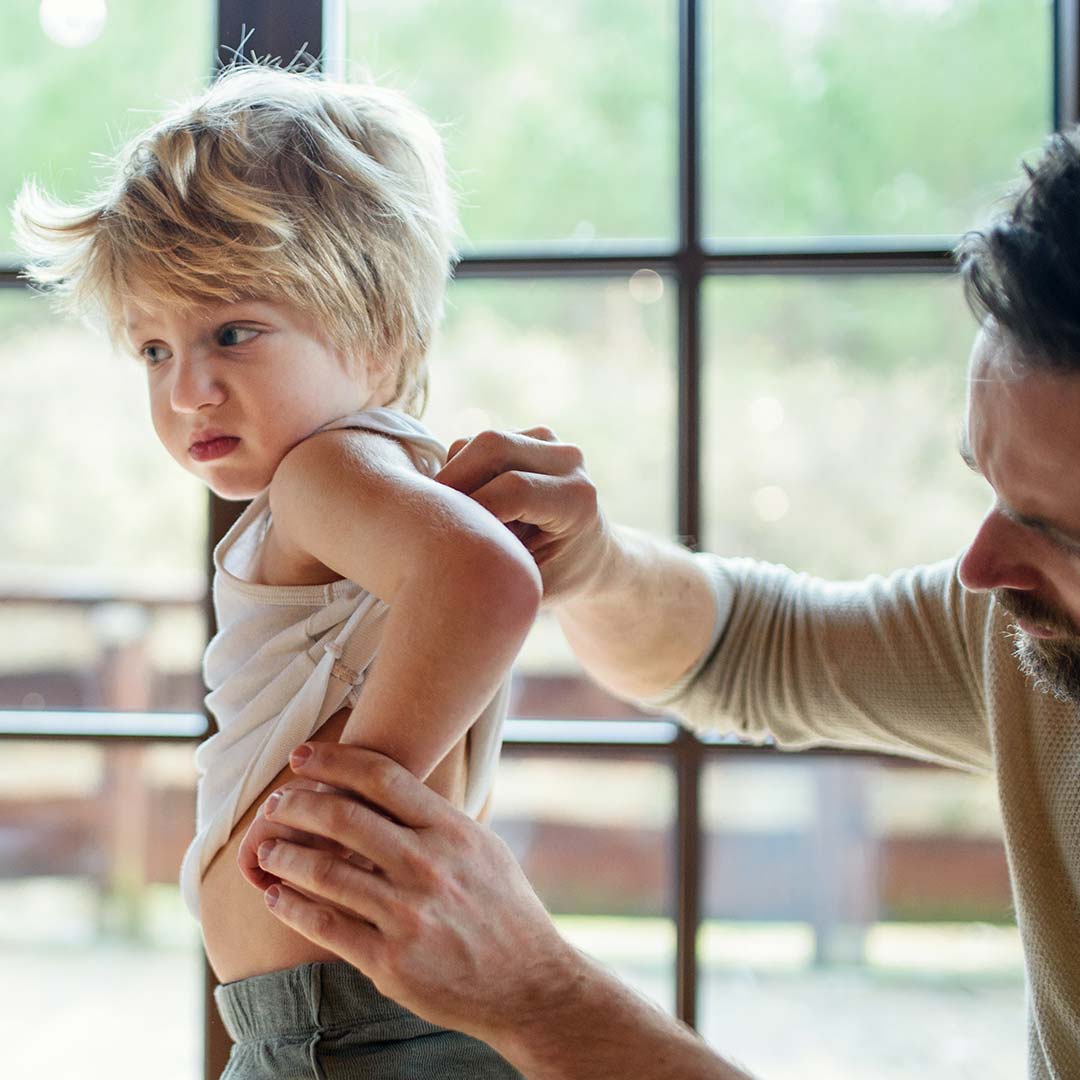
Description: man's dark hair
957,128,1080,372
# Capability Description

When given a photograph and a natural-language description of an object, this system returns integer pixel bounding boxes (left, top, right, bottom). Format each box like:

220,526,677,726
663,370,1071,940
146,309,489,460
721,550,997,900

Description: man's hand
254,741,579,1042
435,422,721,716
236,776,353,892
435,427,614,608
257,743,755,1079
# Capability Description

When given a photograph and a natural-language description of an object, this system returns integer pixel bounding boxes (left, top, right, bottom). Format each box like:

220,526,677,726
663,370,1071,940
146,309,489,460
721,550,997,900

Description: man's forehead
967,323,1023,381
961,323,1080,532
963,327,1033,441
961,326,1042,476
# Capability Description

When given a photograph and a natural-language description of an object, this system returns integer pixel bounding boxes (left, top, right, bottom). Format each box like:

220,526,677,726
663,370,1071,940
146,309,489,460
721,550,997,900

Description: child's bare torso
200,520,468,985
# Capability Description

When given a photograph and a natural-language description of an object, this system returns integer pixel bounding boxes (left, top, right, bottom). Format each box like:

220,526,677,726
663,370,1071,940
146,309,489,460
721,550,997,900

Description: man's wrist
479,941,601,1069
557,522,640,612
481,944,754,1080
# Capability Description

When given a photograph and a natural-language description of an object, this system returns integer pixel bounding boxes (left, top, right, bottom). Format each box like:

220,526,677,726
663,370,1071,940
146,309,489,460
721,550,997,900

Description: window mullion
1055,0,1080,128
675,0,705,1031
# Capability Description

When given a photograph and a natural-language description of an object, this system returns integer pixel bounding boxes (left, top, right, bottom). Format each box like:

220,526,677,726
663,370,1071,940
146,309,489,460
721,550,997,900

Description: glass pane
702,275,987,578
698,755,1024,1078
425,276,676,713
491,749,676,1012
0,739,201,1079
344,0,677,248
0,290,207,714
704,0,1051,239
2,0,214,257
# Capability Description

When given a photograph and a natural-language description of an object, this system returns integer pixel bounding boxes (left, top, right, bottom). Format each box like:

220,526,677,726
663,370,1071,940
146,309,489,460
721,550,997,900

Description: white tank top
178,407,511,919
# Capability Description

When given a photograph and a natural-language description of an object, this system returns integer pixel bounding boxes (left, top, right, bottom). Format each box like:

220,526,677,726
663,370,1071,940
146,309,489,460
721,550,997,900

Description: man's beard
994,588,1080,705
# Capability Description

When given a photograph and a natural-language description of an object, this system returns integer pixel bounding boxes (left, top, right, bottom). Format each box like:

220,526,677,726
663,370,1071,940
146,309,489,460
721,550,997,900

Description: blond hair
12,61,458,416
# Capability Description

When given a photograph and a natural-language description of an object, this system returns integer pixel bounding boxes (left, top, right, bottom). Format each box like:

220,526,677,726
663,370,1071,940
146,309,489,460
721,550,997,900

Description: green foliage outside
704,0,1050,238
346,0,1049,244
0,0,213,256
703,274,989,579
347,0,678,247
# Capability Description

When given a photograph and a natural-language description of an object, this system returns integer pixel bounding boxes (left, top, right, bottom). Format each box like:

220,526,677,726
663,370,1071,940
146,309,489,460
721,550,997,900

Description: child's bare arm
237,426,540,892
236,425,540,889
268,427,542,775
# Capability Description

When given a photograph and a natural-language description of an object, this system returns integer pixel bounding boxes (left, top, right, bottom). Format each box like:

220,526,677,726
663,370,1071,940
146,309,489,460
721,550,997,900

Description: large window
1,2,1061,1077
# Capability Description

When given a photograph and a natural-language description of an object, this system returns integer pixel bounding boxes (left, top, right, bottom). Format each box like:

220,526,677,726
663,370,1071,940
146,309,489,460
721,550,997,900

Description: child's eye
140,344,172,366
219,326,260,347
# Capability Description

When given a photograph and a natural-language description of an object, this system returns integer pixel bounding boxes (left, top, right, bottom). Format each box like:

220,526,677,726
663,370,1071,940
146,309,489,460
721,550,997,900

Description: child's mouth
190,436,240,462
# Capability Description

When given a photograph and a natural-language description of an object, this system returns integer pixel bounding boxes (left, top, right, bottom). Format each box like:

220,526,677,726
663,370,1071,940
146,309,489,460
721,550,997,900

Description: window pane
704,0,1051,239
425,277,676,713
698,755,1024,1078
344,0,677,248
0,739,201,1079
491,749,676,1012
0,291,207,714
702,275,986,577
2,0,214,257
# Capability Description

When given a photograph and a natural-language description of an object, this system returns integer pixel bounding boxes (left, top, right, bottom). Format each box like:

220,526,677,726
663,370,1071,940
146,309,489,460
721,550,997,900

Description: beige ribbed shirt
637,554,1080,1079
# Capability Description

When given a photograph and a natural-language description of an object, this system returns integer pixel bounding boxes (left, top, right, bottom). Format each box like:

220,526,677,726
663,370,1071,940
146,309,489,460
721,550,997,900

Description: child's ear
368,358,402,407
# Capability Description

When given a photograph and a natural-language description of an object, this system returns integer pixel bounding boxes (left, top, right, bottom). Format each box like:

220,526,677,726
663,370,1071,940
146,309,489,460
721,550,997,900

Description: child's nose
170,355,226,412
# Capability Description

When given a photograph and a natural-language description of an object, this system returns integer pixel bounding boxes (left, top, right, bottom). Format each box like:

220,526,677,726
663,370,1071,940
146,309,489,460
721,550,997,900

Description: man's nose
169,352,225,413
958,509,1041,593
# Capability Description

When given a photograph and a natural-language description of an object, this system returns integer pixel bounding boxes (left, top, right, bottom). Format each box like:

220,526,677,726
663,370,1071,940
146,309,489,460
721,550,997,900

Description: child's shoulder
291,419,424,484
267,417,438,550
307,407,444,478
264,414,460,597
321,424,422,475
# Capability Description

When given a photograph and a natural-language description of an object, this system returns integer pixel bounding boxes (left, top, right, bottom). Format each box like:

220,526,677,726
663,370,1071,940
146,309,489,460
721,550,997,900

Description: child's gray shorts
214,961,523,1079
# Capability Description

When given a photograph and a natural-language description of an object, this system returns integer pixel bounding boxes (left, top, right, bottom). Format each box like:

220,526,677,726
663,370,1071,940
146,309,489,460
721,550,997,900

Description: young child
14,62,540,1078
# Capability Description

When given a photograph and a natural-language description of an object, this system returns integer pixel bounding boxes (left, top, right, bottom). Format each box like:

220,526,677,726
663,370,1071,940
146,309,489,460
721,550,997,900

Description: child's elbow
496,544,544,621
466,539,543,627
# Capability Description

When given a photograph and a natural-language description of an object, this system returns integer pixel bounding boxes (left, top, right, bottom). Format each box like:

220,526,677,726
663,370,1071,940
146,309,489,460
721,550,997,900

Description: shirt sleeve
633,551,736,709
630,553,993,772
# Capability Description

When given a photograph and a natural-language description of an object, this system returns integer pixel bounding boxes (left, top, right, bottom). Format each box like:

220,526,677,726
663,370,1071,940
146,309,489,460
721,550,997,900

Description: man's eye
1051,535,1080,558
219,326,259,347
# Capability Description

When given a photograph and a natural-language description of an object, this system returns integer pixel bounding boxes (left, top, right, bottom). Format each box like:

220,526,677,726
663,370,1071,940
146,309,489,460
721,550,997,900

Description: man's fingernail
258,840,275,863
290,744,313,768
265,886,280,909
265,791,282,816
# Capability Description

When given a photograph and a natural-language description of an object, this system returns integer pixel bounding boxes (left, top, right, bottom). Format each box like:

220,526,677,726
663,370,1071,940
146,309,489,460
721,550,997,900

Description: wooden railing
0,583,1015,958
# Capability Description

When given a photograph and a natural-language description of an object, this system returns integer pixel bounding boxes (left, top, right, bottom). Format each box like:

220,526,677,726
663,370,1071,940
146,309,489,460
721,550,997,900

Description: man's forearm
555,524,720,701
487,946,756,1080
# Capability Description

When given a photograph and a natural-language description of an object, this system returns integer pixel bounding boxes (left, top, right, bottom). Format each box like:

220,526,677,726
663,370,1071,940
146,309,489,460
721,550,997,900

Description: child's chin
208,479,261,502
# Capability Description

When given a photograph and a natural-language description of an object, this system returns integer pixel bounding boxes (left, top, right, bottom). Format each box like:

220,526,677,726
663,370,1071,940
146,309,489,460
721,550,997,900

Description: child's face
123,296,387,500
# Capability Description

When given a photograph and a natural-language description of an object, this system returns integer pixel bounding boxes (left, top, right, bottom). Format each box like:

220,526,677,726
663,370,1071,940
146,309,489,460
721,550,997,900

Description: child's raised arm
236,423,540,894
236,423,541,891
268,426,542,775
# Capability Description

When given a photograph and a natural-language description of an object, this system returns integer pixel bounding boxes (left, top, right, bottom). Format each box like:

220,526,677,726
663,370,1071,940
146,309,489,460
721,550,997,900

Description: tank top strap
315,591,390,723
312,407,447,475
211,487,271,580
